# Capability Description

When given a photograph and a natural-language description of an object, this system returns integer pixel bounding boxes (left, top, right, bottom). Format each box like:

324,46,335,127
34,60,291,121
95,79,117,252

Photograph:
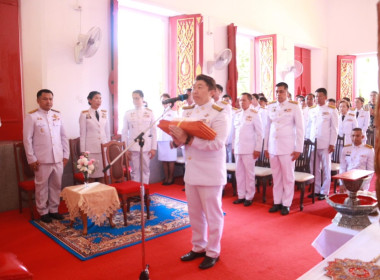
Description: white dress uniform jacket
232,108,263,154
308,104,339,149
24,108,69,164
340,143,374,190
157,108,178,161
354,108,370,132
338,112,358,145
182,101,228,186
79,108,110,153
253,104,268,137
264,100,304,155
122,107,157,152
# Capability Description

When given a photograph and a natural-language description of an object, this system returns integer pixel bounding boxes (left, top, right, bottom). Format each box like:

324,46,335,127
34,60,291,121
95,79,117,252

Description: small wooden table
61,183,120,235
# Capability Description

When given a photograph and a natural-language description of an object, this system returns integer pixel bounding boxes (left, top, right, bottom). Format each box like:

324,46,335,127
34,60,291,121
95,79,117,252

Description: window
236,34,253,94
356,54,378,103
117,6,169,132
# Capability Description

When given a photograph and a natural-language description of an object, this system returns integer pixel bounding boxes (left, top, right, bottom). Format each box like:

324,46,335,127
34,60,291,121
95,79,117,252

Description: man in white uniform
232,93,263,206
304,93,316,139
307,88,339,200
122,90,157,184
340,128,374,191
338,100,358,146
252,93,267,137
23,89,69,223
170,74,228,270
264,82,304,215
354,97,370,143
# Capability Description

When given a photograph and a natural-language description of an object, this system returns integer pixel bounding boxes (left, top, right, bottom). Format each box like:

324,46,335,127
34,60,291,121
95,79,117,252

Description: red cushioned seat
109,181,149,194
18,181,35,191
74,172,85,183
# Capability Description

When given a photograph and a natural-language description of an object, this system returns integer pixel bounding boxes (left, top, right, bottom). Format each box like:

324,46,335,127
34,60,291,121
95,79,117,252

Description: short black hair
132,90,144,98
355,97,365,103
252,93,259,100
216,84,223,92
296,95,305,101
315,88,327,97
195,74,216,91
222,94,232,100
352,127,363,133
327,98,336,104
37,89,53,98
259,96,268,103
240,92,252,100
276,82,288,90
161,93,170,99
306,93,315,99
87,91,101,105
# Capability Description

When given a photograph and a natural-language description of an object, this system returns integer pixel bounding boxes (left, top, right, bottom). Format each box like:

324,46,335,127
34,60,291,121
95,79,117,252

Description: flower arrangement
77,151,96,184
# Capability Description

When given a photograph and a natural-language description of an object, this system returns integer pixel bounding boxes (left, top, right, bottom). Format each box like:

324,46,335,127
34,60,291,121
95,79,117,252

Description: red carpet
0,176,376,280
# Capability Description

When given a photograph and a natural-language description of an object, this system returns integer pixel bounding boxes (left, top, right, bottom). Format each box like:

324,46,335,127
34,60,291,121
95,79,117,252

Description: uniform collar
196,100,213,110
38,107,50,114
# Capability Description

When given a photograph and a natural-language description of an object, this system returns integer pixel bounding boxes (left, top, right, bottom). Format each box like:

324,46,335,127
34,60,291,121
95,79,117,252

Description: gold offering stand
328,169,377,230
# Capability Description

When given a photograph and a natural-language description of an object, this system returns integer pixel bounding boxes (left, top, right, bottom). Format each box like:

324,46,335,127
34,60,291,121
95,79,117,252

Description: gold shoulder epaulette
310,105,317,109
51,109,60,113
289,100,298,105
268,100,276,105
182,105,195,110
221,100,229,105
232,107,239,110
260,106,266,109
348,113,355,117
145,108,152,112
350,108,355,111
250,109,258,113
365,144,373,149
343,144,352,147
212,104,223,112
28,108,38,114
101,109,107,112
82,110,89,113
364,108,369,111
328,105,336,109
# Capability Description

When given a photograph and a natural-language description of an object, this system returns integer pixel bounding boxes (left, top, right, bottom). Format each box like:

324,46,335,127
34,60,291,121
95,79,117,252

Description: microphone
162,94,188,104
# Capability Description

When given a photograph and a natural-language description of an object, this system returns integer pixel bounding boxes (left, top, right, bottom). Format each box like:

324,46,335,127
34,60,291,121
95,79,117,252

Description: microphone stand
102,103,176,280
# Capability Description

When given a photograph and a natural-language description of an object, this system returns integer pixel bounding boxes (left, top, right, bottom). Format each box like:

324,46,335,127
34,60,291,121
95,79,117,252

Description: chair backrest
13,142,34,183
295,138,316,173
101,140,129,183
255,139,270,167
366,128,375,147
331,135,344,163
111,134,122,142
69,137,81,175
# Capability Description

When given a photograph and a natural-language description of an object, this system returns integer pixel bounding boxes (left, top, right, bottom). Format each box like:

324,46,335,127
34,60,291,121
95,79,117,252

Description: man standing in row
232,93,263,206
122,90,157,184
265,82,304,215
170,74,228,269
307,88,339,200
23,89,69,223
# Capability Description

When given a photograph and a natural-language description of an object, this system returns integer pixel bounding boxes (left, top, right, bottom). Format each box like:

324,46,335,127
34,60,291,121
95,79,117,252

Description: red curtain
169,14,203,98
336,55,356,102
226,23,238,107
295,47,311,96
0,0,23,140
109,0,118,135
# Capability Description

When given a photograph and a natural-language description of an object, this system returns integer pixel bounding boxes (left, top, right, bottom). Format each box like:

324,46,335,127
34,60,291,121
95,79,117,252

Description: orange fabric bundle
158,119,216,140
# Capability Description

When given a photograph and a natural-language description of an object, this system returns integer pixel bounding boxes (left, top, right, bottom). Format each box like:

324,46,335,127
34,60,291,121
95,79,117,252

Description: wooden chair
226,162,237,196
366,127,375,147
69,138,85,185
13,142,35,220
255,141,272,203
101,140,150,226
294,139,317,211
111,134,122,142
331,135,345,193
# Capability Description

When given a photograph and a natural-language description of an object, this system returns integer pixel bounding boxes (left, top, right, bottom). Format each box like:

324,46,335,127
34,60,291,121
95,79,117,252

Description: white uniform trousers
235,154,257,200
311,148,331,195
269,154,295,207
34,162,63,215
185,184,224,258
130,151,150,184
225,143,233,163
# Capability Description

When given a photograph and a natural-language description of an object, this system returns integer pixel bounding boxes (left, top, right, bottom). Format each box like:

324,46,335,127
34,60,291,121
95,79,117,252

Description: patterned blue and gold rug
31,194,189,261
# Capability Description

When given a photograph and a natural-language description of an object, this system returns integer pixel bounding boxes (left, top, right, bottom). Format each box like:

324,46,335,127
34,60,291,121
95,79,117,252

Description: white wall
20,0,111,138
20,0,378,138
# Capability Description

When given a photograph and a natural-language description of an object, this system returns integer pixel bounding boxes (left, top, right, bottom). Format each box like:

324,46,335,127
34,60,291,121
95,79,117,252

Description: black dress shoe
166,180,174,185
243,200,253,207
281,207,290,215
269,204,282,213
307,193,319,198
199,256,219,269
40,214,52,223
318,194,326,200
233,198,245,204
49,212,64,220
180,251,206,261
